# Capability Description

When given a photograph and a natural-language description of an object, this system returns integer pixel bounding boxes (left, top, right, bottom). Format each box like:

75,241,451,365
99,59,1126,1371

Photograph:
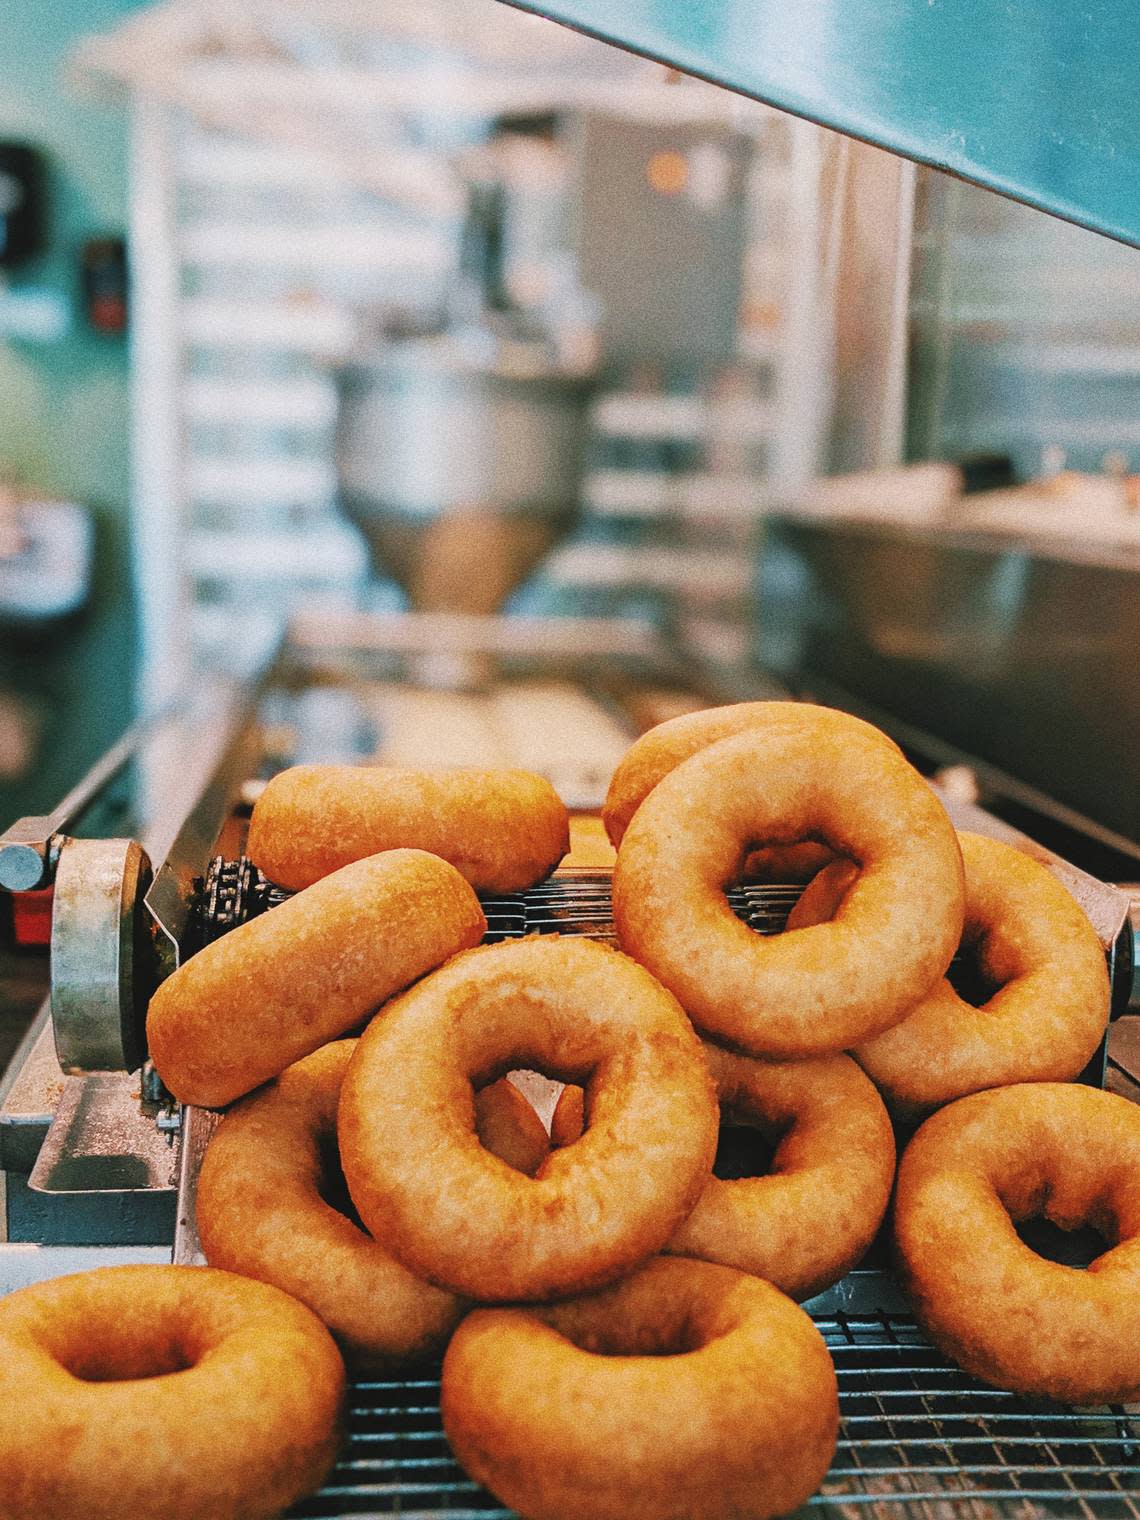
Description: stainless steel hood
500,0,1140,248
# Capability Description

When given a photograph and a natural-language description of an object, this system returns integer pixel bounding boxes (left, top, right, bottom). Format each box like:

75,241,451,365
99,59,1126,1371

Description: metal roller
49,838,154,1074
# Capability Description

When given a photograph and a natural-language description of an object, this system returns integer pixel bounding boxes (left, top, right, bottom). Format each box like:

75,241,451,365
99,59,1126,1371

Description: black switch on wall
0,144,45,269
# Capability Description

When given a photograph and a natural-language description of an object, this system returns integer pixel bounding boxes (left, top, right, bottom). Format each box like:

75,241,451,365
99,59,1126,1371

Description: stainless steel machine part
0,715,159,892
759,516,1140,860
50,838,152,1074
337,343,593,686
499,0,1140,249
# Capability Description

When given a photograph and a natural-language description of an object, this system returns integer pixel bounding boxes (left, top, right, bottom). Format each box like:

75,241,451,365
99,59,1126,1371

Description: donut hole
1015,1214,1113,1269
946,936,1003,1008
712,1122,784,1181
316,1130,368,1231
549,1313,712,1359
57,1332,198,1383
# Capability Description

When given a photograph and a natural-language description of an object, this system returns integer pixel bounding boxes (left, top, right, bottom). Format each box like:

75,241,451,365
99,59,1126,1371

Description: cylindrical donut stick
249,764,569,893
148,849,486,1107
665,1044,895,1300
338,936,719,1302
442,1257,838,1520
603,699,902,847
613,721,965,1058
895,1084,1140,1403
0,1264,345,1520
790,833,1111,1118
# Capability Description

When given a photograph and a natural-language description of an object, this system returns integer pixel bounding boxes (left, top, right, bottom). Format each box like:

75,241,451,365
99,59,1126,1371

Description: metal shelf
290,1316,1140,1519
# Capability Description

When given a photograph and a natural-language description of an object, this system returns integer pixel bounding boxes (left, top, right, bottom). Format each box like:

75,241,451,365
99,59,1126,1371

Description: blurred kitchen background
6,0,1140,872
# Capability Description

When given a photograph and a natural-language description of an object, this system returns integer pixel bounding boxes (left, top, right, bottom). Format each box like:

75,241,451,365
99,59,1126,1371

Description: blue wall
0,0,147,820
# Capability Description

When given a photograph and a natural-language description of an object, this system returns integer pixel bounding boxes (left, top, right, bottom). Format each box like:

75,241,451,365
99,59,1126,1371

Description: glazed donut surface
337,936,719,1301
0,1264,344,1520
665,1043,895,1300
147,849,485,1107
895,1083,1140,1402
602,699,900,847
249,764,569,893
791,833,1111,1117
613,720,965,1058
441,1256,838,1520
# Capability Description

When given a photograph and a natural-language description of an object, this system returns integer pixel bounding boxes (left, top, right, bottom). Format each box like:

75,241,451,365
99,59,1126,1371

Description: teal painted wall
0,0,147,822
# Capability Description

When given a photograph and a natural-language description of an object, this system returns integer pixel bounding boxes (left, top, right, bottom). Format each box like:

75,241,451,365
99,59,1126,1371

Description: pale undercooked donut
441,1256,838,1520
248,764,569,892
0,1264,344,1520
665,1043,895,1299
613,717,965,1058
895,1083,1140,1402
789,832,1111,1118
602,699,901,847
198,1044,549,1368
337,935,719,1301
147,849,485,1107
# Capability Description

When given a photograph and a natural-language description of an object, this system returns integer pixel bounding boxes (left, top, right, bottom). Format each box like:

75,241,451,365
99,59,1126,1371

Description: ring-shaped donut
337,936,719,1301
613,722,965,1058
665,1043,895,1299
148,849,485,1107
895,1083,1140,1402
789,832,1111,1117
0,1264,344,1520
198,1043,547,1369
249,764,569,893
603,700,901,847
441,1256,838,1520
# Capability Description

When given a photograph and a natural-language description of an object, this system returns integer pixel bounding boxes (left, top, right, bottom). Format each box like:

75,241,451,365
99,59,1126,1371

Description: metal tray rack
191,861,1139,1520
289,1316,1140,1519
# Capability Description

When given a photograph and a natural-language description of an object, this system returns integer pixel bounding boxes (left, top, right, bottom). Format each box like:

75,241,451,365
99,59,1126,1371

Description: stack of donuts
3,707,1137,1520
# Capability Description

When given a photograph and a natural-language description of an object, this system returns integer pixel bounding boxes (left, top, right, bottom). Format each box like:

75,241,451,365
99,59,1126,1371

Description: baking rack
290,1316,1140,1520
192,860,1139,1520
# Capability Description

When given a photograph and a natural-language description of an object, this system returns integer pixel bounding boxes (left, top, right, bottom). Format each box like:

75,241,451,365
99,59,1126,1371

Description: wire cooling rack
289,1315,1140,1520
196,862,1138,1519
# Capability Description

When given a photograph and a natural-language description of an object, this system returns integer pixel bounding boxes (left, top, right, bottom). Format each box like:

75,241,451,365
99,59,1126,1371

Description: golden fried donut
0,1264,344,1520
550,1081,584,1149
338,936,719,1301
613,720,965,1058
441,1257,838,1520
790,833,1111,1118
603,699,901,847
198,1041,454,1368
742,840,838,883
198,1045,549,1368
895,1083,1140,1402
474,1075,551,1177
249,764,569,892
148,849,485,1107
665,1043,895,1299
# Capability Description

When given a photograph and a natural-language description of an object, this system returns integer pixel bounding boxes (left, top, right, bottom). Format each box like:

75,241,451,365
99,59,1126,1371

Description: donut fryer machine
1,641,1138,1519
